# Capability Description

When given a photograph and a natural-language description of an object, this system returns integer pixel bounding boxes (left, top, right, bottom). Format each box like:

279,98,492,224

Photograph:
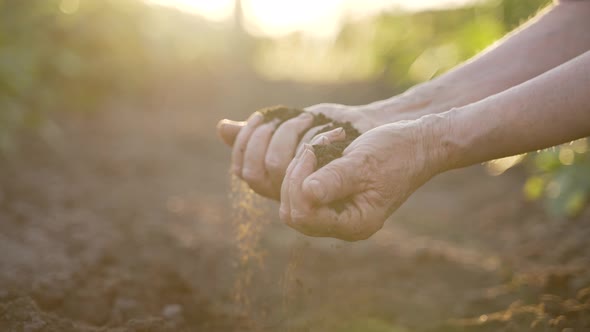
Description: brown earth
1,77,589,332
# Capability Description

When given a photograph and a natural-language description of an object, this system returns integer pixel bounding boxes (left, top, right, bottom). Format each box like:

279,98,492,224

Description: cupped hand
216,103,374,200
279,120,443,241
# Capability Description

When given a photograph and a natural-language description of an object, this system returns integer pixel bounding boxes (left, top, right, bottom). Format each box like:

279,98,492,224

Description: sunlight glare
243,0,342,38
147,0,234,21
147,0,483,38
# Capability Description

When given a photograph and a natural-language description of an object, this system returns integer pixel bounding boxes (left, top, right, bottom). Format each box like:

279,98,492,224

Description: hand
215,86,449,200
216,103,374,200
279,120,444,241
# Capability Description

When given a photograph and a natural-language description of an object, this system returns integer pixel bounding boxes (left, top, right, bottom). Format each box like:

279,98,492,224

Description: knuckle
265,156,284,173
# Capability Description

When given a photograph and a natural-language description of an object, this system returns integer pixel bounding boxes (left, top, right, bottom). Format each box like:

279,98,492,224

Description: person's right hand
279,118,445,241
217,103,375,200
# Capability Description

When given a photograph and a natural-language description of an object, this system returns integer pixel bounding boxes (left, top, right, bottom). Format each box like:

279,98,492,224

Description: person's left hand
217,103,374,200
279,120,444,241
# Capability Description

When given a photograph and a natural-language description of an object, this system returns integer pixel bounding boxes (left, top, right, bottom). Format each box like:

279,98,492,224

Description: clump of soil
259,105,306,126
259,105,332,129
312,121,360,169
258,105,361,169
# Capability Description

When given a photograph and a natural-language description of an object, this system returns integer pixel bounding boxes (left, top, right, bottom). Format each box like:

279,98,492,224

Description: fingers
265,113,314,189
287,145,316,224
285,196,379,241
280,141,308,223
296,125,325,156
281,132,335,223
242,121,278,197
216,119,245,147
231,113,263,178
301,154,366,205
312,127,346,145
279,138,381,241
296,205,361,240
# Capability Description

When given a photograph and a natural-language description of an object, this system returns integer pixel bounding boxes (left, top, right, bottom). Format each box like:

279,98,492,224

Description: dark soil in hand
312,121,360,169
258,105,361,169
260,105,306,126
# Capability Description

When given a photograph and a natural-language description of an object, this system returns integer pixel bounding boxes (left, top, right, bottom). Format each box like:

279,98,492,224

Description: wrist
359,81,460,128
413,108,463,174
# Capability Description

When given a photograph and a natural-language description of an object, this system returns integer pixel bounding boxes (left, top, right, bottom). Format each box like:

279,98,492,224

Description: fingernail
335,127,345,135
301,148,313,162
307,179,326,201
302,145,316,161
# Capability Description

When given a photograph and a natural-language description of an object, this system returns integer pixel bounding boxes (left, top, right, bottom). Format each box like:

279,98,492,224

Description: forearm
427,50,590,171
365,0,590,125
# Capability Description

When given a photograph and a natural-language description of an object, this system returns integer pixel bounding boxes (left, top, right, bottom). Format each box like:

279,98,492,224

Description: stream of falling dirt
230,175,268,326
229,175,305,331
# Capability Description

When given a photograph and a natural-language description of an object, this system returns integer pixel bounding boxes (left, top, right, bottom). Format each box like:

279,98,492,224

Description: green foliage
1,0,150,118
524,141,590,218
0,0,233,151
364,0,551,88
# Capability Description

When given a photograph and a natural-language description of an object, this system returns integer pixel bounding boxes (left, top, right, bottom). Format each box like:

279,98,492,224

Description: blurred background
1,0,590,331
1,0,588,216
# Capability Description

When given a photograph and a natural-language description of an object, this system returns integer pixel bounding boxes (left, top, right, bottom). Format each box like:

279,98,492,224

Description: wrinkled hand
216,103,374,200
279,120,442,241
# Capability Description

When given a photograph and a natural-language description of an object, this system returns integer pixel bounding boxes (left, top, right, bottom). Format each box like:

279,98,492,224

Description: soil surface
260,106,307,126
1,86,589,331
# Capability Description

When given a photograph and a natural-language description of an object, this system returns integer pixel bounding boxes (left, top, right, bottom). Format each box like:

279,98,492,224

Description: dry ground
1,78,589,331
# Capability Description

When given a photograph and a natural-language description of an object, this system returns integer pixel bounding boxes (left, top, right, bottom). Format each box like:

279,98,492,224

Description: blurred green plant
255,0,551,86
523,140,590,218
0,0,234,152
1,0,149,148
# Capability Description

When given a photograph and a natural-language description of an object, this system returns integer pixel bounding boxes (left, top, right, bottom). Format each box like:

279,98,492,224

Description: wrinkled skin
217,103,374,199
279,121,440,241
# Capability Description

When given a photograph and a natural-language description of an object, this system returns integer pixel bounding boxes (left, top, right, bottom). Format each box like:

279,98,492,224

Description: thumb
302,155,364,205
216,119,245,147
